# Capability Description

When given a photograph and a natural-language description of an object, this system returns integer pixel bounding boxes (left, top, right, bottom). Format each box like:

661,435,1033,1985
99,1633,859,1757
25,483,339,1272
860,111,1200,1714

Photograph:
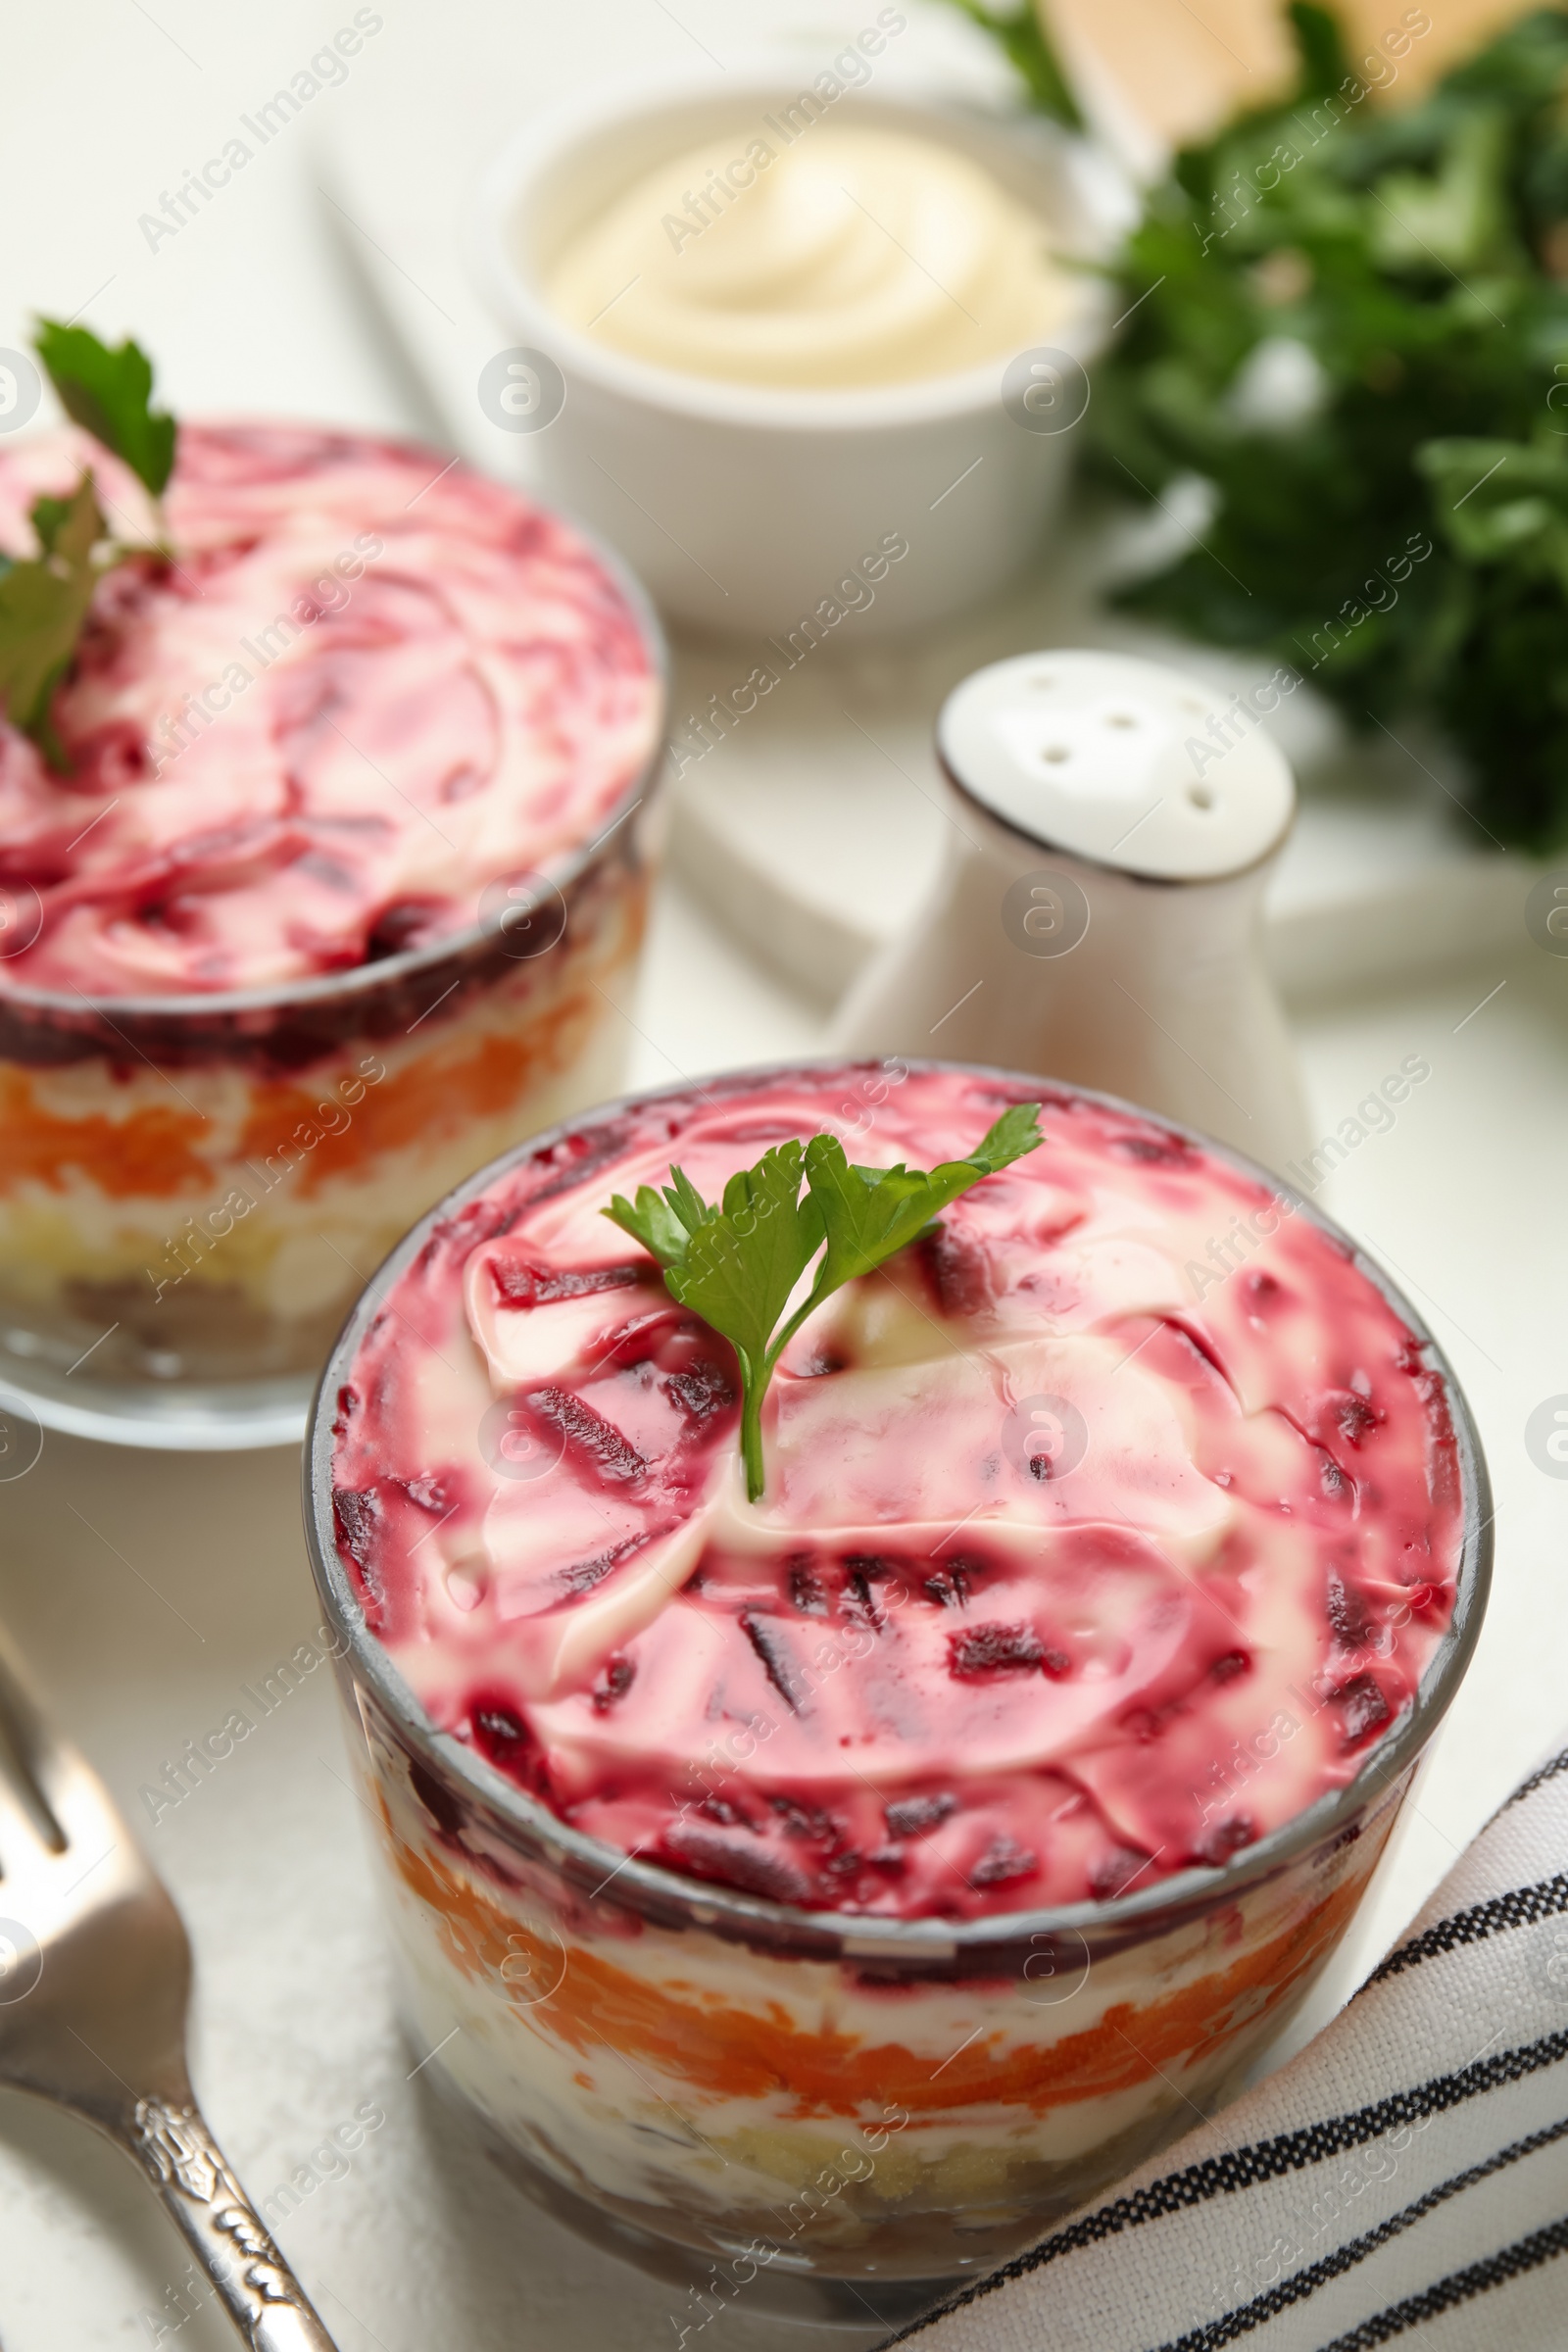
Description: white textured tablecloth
2,7,1567,2348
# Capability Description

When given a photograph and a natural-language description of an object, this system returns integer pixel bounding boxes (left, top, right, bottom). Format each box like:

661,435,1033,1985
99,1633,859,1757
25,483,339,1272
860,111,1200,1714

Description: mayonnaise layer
546,123,1072,389
331,1066,1462,1920
0,426,662,998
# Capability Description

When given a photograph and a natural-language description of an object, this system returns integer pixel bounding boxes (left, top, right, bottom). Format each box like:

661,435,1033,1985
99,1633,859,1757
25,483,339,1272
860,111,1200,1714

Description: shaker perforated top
936,650,1295,883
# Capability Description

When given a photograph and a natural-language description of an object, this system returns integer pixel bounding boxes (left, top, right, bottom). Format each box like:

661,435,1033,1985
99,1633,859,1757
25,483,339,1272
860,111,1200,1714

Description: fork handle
129,2096,341,2350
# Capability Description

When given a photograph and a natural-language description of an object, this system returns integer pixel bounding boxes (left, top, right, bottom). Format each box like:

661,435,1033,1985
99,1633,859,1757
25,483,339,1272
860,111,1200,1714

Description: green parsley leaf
0,474,106,768
804,1104,1044,1295
1419,437,1568,580
603,1107,1042,1501
34,319,177,499
604,1185,700,1271
944,0,1083,126
0,325,177,772
0,326,181,773
604,1162,725,1268
28,491,76,556
609,1143,826,1498
668,1145,825,1368
667,1166,717,1241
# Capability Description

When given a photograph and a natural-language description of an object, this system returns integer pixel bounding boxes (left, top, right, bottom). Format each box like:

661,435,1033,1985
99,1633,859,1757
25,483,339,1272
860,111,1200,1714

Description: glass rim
303,1054,1493,1963
0,443,669,1027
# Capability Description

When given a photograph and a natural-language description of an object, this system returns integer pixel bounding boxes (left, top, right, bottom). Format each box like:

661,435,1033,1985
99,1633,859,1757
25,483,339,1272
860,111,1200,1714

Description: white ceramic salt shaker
831,649,1313,1175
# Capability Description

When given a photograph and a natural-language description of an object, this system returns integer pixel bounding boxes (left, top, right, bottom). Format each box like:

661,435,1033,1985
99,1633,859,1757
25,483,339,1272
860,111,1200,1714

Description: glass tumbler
303,1072,1492,2323
0,765,663,1447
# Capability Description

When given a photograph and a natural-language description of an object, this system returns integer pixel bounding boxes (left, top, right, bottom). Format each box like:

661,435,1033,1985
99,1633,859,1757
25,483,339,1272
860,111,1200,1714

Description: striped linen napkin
889,1735,1568,2351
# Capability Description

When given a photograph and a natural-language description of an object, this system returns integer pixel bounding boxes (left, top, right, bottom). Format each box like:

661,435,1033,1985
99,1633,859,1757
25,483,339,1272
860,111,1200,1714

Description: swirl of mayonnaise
545,122,1072,390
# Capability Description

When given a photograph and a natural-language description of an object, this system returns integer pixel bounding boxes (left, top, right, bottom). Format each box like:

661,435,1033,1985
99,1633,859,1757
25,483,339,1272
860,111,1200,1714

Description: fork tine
0,1622,68,1854
0,1765,56,1865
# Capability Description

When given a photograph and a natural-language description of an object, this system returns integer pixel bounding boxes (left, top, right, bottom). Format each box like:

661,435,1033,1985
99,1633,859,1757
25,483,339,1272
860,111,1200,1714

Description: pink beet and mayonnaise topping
0,425,661,997
330,1065,1463,1920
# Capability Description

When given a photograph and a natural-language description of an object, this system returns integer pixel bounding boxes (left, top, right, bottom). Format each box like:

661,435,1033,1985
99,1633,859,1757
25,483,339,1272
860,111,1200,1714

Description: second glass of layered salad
307,1058,1489,2323
0,415,665,1443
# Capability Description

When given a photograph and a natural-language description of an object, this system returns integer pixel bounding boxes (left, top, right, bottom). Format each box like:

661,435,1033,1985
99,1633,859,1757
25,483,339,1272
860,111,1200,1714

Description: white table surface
2,7,1566,2348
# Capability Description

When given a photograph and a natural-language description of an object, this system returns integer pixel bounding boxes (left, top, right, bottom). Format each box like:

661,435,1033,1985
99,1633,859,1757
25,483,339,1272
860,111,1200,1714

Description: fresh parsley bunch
0,322,176,768
605,1104,1042,1502
959,1,1568,850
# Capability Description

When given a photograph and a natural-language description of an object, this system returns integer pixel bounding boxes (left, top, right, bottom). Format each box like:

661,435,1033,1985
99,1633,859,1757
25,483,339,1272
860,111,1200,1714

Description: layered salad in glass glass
311,1060,1486,2289
0,410,663,1415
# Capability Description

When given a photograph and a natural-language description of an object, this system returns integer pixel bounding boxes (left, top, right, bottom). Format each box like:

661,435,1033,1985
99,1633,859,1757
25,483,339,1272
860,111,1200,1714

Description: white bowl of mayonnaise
474,46,1131,640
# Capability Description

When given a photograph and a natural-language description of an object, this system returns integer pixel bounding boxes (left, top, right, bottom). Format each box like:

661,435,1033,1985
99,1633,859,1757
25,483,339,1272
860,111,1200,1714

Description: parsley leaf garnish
805,1101,1043,1293
0,324,177,767
605,1106,1042,1501
34,320,177,500
0,477,107,769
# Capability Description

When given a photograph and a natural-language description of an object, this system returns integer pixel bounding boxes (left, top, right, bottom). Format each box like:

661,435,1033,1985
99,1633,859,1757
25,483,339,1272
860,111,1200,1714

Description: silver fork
0,1619,339,2349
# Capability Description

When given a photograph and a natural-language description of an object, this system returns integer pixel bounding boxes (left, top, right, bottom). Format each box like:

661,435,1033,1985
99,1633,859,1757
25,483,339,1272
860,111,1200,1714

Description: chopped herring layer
331,1067,1462,1920
0,424,661,997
